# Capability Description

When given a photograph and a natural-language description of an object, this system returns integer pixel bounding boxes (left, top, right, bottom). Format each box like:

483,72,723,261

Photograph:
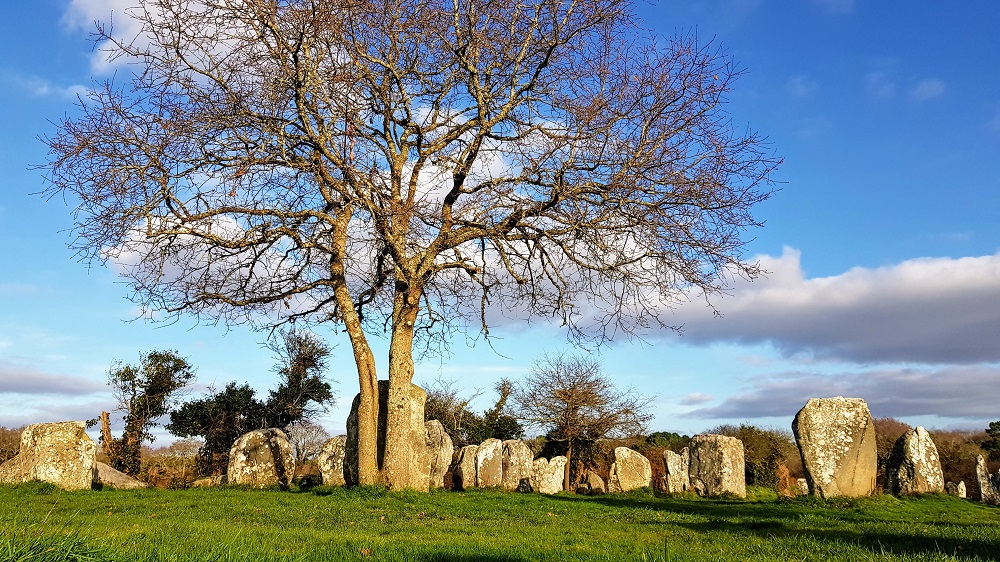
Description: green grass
2,482,1000,561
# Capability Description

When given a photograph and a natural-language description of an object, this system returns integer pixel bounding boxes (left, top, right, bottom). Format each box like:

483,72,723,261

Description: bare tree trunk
382,281,427,490
564,441,573,492
100,411,113,455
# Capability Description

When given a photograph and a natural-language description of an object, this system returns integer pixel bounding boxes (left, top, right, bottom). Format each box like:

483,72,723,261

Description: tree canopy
42,0,778,488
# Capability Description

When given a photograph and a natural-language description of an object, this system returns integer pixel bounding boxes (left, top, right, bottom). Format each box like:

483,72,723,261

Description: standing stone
688,434,746,498
344,380,430,490
501,440,534,491
452,445,479,491
663,448,690,493
607,447,652,493
884,426,945,495
0,421,96,491
475,438,504,487
93,462,147,489
795,478,809,495
792,397,877,498
945,481,967,498
531,456,567,495
227,428,295,488
317,435,347,487
976,455,1000,504
576,470,606,495
425,421,454,489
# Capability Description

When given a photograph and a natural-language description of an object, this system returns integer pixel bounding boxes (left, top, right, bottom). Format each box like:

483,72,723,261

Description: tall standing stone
530,456,567,495
0,421,97,491
475,438,504,487
344,380,430,490
501,440,534,491
425,420,454,489
884,426,944,495
688,434,746,498
607,447,652,493
227,428,296,488
451,445,479,491
663,447,690,493
792,397,877,498
317,435,347,487
976,455,1000,504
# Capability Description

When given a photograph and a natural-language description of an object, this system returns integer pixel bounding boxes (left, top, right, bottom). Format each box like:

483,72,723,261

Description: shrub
872,417,912,485
932,429,988,500
709,424,800,489
0,426,22,463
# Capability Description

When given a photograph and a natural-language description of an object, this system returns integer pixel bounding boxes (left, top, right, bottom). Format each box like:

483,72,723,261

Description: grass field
2,482,1000,561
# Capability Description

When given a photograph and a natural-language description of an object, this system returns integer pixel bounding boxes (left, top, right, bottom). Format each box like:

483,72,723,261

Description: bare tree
511,353,652,490
41,0,777,488
284,420,333,465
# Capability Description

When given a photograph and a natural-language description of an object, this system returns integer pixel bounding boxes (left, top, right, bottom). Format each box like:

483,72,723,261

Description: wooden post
100,411,114,454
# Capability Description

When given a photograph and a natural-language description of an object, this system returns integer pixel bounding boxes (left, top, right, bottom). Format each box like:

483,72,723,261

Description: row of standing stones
0,396,993,500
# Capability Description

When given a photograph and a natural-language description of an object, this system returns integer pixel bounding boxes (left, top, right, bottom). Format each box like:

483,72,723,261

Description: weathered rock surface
501,440,534,491
317,435,347,487
345,380,430,490
0,421,96,491
663,448,690,493
576,470,606,495
93,462,147,489
608,447,652,493
475,438,503,488
451,445,478,491
530,456,566,495
945,481,967,498
425,421,454,489
191,475,225,488
227,428,295,488
793,397,877,498
976,455,1000,504
688,434,746,498
885,426,944,495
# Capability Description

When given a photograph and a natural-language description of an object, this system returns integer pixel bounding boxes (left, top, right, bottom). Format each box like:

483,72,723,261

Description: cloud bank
670,247,1000,364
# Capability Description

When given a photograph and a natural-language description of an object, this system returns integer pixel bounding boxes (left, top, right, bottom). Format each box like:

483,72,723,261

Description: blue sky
2,0,1000,442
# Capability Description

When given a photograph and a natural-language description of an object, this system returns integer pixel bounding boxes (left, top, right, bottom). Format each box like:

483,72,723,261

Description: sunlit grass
2,482,999,561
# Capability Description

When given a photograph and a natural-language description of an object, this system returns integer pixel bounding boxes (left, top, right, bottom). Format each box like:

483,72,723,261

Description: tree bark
382,280,428,490
564,441,573,492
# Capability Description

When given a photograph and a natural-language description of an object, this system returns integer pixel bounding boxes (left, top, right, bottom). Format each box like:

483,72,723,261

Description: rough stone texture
663,448,690,493
425,421,454,489
885,426,945,495
192,475,225,487
93,462,147,489
0,421,97,491
451,445,479,491
607,447,652,493
795,478,809,495
501,440,534,491
227,428,295,488
576,470,606,495
976,455,1000,504
317,435,347,487
475,438,504,488
945,481,967,498
792,397,877,498
530,456,566,495
688,434,746,498
345,380,430,490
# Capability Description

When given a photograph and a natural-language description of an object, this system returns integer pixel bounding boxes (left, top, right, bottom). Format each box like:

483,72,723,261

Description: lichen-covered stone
663,447,690,493
688,434,746,498
576,470,606,495
793,397,877,498
93,462,147,489
317,435,347,487
530,456,566,495
475,438,503,487
344,380,430,490
425,421,454,489
227,428,295,488
607,447,652,493
945,481,967,498
885,426,944,495
501,440,534,491
0,421,96,491
452,445,478,491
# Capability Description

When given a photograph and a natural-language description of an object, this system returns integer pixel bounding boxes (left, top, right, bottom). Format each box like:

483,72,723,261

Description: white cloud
786,75,817,98
685,365,1000,420
865,71,896,99
667,247,1000,364
62,0,151,74
0,361,106,395
679,392,714,406
0,72,89,100
910,79,945,102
